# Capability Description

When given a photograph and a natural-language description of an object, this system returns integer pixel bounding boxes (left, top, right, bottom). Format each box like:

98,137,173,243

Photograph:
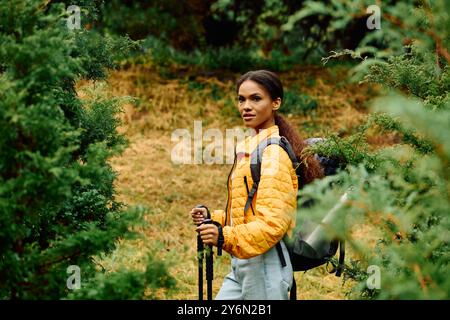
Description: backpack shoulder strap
244,136,298,215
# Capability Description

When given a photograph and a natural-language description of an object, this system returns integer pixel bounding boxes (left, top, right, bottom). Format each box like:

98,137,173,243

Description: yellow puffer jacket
211,124,298,259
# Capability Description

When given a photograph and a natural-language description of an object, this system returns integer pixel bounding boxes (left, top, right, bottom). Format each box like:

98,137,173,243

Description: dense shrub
299,0,449,299
0,0,174,299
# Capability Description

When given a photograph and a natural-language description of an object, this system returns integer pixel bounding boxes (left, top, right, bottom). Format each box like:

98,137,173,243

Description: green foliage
318,0,450,82
141,36,308,75
92,0,449,74
211,0,326,62
306,132,383,171
307,110,434,170
0,0,173,299
298,0,450,299
281,90,318,115
300,138,449,299
99,0,208,50
68,254,176,300
367,112,434,154
365,47,450,110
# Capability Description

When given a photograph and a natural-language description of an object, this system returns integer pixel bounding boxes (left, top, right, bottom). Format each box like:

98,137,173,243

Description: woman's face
237,80,281,132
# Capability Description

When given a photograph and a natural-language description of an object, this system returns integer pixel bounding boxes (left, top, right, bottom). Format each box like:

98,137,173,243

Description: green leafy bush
298,0,449,299
0,0,173,299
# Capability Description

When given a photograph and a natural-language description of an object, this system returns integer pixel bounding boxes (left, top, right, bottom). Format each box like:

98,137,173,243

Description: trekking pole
203,214,213,301
206,246,213,300
197,222,204,301
195,205,224,301
195,205,210,301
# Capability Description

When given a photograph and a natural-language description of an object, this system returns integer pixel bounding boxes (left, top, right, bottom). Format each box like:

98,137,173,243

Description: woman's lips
243,115,255,121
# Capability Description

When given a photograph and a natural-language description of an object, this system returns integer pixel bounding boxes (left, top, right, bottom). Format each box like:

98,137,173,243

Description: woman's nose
243,102,252,111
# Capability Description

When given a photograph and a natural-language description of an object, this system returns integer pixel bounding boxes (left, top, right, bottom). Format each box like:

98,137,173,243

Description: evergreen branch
322,49,366,65
383,12,450,64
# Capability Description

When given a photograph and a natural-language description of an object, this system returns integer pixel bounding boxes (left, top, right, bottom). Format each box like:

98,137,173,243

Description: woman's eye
253,96,261,102
238,97,244,103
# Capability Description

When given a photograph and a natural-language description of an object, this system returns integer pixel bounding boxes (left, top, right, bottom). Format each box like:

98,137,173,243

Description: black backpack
243,136,347,299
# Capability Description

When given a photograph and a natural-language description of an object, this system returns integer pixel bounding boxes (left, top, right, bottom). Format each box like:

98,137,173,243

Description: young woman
190,70,323,300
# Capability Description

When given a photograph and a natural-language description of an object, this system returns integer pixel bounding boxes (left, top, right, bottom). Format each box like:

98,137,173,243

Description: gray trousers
215,241,293,300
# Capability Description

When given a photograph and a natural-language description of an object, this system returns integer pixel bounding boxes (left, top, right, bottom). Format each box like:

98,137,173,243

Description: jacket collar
236,124,279,154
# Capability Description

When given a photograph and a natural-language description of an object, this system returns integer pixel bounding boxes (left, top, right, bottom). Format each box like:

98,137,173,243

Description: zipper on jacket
243,175,255,215
224,147,237,226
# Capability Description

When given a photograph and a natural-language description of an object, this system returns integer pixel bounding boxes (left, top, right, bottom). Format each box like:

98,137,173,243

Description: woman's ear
272,98,281,111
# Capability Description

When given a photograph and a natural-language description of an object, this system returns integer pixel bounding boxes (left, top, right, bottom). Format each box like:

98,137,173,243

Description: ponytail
275,114,324,188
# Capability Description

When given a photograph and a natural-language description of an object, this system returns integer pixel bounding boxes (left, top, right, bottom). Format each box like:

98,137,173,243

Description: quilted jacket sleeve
211,209,225,226
222,145,298,258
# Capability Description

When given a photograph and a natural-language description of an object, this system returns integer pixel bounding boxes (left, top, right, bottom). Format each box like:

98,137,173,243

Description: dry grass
79,63,392,299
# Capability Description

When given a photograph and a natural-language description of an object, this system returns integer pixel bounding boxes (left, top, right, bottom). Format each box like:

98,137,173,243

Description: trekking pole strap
209,220,224,256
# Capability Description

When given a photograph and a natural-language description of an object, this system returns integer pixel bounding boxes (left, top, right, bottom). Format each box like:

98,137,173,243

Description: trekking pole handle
195,204,211,220
195,205,223,256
